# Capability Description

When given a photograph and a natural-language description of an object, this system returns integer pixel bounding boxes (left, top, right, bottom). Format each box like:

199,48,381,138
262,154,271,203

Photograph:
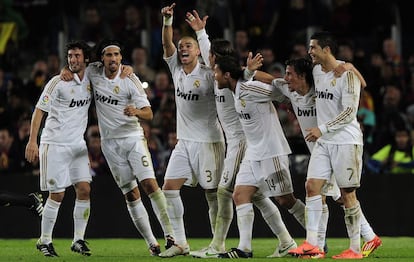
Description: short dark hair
215,55,243,79
96,39,123,58
285,58,314,87
310,31,338,55
66,41,91,62
211,39,237,59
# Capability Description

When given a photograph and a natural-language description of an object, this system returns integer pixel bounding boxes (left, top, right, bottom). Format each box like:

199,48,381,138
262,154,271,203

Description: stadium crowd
1,0,413,177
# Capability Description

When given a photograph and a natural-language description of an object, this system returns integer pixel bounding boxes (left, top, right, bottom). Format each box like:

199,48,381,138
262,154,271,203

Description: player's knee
125,187,141,202
217,186,232,199
305,179,323,196
275,194,295,209
75,182,91,200
140,178,159,194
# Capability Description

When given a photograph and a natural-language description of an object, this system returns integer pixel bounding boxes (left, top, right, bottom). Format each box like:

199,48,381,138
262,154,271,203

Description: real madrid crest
193,80,200,88
87,85,92,93
113,86,120,94
331,79,336,87
240,99,246,107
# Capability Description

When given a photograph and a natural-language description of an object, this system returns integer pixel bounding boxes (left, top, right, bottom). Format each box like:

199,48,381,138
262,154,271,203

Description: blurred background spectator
85,124,109,177
366,126,414,175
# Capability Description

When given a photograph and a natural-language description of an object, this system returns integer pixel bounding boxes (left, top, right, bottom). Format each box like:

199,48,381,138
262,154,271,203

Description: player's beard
107,62,119,73
69,63,83,74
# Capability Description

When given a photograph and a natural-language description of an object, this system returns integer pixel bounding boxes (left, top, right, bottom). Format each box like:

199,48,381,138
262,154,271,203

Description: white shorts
321,175,341,201
164,140,225,189
307,142,363,189
101,136,155,194
236,155,294,197
39,142,91,193
219,139,246,191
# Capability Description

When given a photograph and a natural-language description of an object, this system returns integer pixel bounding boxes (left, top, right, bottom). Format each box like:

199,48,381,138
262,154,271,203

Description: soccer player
255,57,382,258
159,3,225,257
212,54,304,258
0,190,43,216
186,10,298,258
87,39,178,257
25,41,93,257
287,31,369,259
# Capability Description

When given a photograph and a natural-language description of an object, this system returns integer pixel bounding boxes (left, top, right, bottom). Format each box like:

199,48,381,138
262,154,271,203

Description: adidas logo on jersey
69,98,91,107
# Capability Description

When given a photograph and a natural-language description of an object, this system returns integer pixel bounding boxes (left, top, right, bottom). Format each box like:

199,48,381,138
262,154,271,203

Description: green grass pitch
0,237,413,261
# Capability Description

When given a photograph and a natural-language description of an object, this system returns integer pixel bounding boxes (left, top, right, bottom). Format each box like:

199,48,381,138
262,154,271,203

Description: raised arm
243,52,263,80
253,70,275,85
185,10,210,66
161,3,177,58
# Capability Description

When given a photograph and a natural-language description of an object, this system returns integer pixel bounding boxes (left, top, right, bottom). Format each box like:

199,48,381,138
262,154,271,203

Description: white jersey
235,79,292,160
164,50,224,143
215,87,245,142
87,65,150,140
271,79,317,151
312,64,363,145
196,29,245,142
36,74,91,145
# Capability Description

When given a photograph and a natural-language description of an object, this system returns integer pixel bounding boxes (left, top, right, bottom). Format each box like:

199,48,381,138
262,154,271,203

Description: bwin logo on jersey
297,107,316,117
215,94,225,103
315,89,334,100
177,88,199,101
69,97,91,107
95,91,119,105
238,111,251,120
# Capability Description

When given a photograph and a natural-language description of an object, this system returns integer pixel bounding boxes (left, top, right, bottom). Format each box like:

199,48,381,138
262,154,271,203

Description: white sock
344,202,361,253
317,204,329,250
73,199,90,242
288,199,306,229
210,187,233,252
40,198,61,244
127,198,157,247
149,188,174,238
253,196,292,246
205,191,218,235
163,190,187,245
236,203,254,252
305,195,323,246
360,210,375,242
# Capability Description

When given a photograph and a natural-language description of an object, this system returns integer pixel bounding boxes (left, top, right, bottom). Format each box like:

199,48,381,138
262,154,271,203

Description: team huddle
24,2,382,259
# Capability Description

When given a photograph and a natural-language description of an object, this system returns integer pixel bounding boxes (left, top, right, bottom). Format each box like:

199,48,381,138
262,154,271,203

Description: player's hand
161,3,176,17
25,141,39,163
60,66,74,81
333,63,352,77
246,52,263,71
120,65,133,79
305,127,322,142
185,10,208,31
124,105,139,117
